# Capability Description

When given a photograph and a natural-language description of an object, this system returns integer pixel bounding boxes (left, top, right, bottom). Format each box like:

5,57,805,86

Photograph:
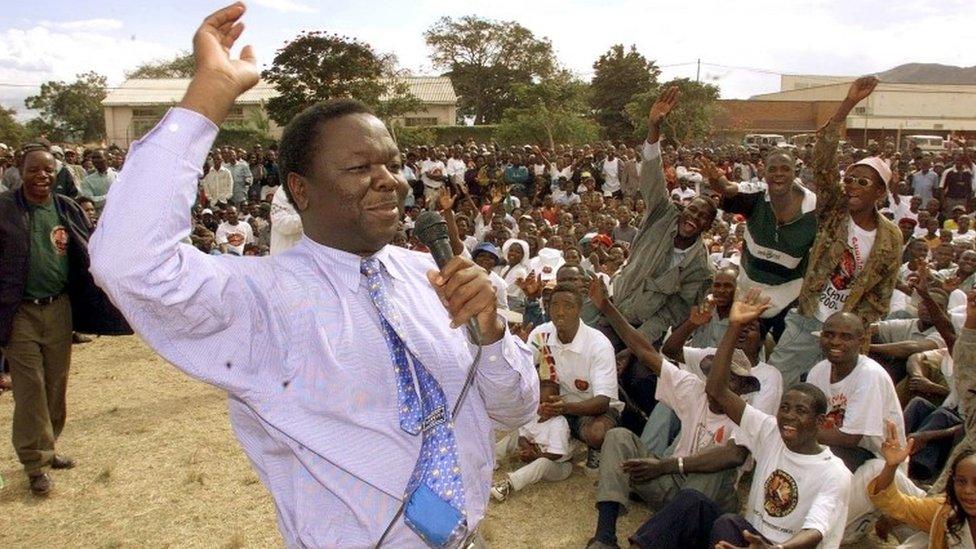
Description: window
404,117,439,127
225,106,246,122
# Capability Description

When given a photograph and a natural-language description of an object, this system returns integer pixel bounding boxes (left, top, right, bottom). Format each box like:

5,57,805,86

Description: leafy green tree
625,78,720,144
496,71,598,146
126,51,196,78
24,71,107,142
590,45,658,140
214,112,275,148
0,107,26,147
262,31,421,126
425,16,556,124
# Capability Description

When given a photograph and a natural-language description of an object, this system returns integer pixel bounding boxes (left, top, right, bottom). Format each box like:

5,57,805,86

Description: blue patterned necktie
361,257,467,547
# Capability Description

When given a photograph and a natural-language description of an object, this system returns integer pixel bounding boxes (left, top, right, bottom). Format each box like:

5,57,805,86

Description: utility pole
696,58,701,83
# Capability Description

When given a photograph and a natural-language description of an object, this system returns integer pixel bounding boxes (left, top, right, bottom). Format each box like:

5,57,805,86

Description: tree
496,71,599,146
262,31,421,126
24,71,107,142
625,78,720,144
425,16,557,124
590,44,659,140
215,111,276,148
0,107,26,147
126,51,196,78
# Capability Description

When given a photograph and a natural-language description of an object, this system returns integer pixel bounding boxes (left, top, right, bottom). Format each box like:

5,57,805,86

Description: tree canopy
425,16,557,125
262,31,420,126
24,71,107,143
0,108,26,147
496,70,598,146
590,44,659,140
126,52,196,79
626,78,721,144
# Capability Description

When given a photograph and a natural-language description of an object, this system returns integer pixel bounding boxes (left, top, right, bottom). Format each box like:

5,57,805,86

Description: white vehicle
790,133,816,148
904,135,946,153
743,134,787,148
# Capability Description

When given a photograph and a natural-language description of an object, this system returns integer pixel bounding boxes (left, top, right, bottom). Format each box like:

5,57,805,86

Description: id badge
403,484,467,548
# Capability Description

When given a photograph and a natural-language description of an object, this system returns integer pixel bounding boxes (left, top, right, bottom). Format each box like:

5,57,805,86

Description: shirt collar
298,236,405,293
551,321,586,353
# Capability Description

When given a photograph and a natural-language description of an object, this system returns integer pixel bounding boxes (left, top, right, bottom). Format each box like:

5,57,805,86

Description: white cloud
0,24,177,117
251,0,316,13
39,18,125,31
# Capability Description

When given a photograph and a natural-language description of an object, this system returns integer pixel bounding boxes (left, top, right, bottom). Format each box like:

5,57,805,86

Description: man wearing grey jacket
605,86,716,348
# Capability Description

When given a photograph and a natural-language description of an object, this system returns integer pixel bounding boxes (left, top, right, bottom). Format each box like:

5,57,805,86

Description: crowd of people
3,71,976,547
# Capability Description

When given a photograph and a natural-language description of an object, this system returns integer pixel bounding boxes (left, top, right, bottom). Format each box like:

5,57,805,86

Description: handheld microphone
413,211,482,344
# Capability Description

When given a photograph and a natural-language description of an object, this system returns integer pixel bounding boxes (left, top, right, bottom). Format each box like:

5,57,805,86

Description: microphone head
414,211,449,249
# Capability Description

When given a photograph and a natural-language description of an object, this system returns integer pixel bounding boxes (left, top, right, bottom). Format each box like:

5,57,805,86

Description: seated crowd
3,75,976,548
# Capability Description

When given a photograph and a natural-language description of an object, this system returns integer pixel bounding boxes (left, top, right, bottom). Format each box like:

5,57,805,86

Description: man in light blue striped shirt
89,5,537,547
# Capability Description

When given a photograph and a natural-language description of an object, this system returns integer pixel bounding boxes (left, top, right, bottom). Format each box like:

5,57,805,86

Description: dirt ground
0,336,890,548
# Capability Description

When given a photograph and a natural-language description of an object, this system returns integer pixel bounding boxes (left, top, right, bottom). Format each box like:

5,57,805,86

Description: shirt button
488,355,498,363
168,123,179,132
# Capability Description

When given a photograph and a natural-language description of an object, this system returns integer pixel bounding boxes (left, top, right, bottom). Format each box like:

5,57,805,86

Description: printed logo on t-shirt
50,226,68,256
227,232,245,247
692,422,726,453
763,469,799,518
819,248,857,313
823,393,848,430
574,379,590,391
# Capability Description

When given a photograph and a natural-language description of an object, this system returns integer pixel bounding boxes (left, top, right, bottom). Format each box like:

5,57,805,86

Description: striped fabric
723,184,818,317
88,107,538,548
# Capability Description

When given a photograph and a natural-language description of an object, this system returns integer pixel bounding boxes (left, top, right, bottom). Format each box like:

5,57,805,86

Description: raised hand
438,187,457,211
699,157,724,183
880,419,914,467
689,295,715,326
846,76,879,104
588,276,611,313
516,271,542,299
728,288,771,326
649,86,680,127
181,3,260,125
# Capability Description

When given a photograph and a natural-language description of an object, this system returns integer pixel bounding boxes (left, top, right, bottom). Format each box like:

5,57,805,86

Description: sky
1,0,974,120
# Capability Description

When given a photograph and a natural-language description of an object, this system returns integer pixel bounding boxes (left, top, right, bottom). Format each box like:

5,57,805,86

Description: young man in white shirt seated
526,282,621,474
805,311,925,543
586,279,753,549
627,289,852,549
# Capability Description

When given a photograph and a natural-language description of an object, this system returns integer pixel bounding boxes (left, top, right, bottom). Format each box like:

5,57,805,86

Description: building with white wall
103,76,458,147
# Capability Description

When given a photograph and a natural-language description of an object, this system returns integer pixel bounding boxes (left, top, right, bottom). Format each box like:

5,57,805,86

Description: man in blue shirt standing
89,4,537,547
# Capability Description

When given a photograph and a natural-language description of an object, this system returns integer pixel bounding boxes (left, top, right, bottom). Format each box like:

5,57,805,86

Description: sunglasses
842,175,876,188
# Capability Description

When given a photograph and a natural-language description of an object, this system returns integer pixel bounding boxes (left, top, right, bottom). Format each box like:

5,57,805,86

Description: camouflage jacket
795,119,902,325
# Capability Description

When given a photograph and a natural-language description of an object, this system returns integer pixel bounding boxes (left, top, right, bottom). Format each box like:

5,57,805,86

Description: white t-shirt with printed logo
806,355,906,457
736,405,852,547
655,359,738,458
215,220,254,255
815,219,877,322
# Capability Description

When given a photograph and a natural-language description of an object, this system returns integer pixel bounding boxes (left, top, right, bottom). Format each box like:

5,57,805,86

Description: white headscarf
498,238,531,296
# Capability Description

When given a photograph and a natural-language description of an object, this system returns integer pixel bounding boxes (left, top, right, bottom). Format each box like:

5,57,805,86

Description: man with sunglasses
767,76,903,386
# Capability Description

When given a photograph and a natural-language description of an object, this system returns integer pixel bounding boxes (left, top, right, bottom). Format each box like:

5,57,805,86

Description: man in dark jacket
0,143,130,496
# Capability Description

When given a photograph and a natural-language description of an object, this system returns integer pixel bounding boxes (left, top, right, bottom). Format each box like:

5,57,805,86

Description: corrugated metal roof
102,76,456,106
398,76,457,104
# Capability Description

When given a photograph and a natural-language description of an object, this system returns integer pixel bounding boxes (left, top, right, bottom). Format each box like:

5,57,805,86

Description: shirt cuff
643,140,662,161
139,107,219,168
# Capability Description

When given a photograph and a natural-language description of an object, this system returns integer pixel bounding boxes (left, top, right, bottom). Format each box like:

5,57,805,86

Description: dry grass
0,336,890,548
